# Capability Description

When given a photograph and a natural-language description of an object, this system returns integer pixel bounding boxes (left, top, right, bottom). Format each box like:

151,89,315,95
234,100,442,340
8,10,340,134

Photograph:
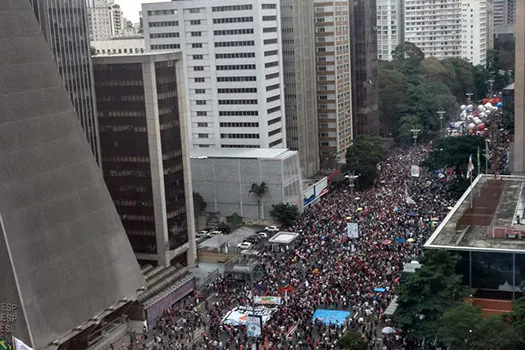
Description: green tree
249,182,269,220
337,331,368,350
193,192,207,217
395,250,471,340
502,100,514,134
90,46,97,56
423,135,486,178
378,62,406,137
269,202,300,228
398,115,423,144
345,135,385,189
392,41,425,76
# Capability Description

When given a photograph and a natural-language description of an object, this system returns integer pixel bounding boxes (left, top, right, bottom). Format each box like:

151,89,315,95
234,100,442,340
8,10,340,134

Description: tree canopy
345,135,385,190
269,202,300,228
337,331,368,350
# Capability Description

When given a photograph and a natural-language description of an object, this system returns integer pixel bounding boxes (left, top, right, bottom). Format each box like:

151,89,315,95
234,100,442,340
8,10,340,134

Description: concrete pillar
514,1,525,173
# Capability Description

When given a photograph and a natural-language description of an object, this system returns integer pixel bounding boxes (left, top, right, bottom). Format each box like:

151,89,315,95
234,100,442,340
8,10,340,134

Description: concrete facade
91,37,146,55
142,0,286,150
93,52,197,267
376,0,404,61
280,0,320,178
513,1,525,174
190,149,303,220
0,0,144,346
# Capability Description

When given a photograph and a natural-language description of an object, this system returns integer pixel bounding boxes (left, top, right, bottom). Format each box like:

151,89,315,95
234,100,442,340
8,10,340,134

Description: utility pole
485,138,490,174
410,129,421,146
437,110,446,136
487,79,495,96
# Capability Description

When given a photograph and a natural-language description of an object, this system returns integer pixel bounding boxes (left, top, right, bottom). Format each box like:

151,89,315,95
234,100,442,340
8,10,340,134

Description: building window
266,95,280,103
150,32,179,38
220,122,259,127
263,27,277,33
265,72,279,80
149,21,178,27
193,66,204,71
195,89,206,94
196,111,207,116
263,15,276,21
198,133,209,138
218,88,257,93
216,64,256,70
197,122,208,127
212,5,253,12
214,29,254,36
268,116,281,124
215,40,255,47
190,20,201,25
219,110,258,116
151,44,180,50
193,54,204,59
196,100,207,105
266,84,279,91
195,77,205,82
218,99,257,105
264,50,278,57
216,52,255,59
269,139,282,147
213,17,253,24
191,31,202,37
265,61,279,68
217,76,256,82
269,128,281,137
264,38,278,45
192,43,203,48
189,8,201,13
147,10,176,16
262,4,277,9
220,133,260,139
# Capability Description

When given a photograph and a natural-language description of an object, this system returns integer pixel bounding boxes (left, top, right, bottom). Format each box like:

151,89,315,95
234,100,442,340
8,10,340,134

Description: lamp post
465,91,474,103
437,109,446,136
345,174,359,195
485,138,490,174
487,79,495,96
410,129,421,146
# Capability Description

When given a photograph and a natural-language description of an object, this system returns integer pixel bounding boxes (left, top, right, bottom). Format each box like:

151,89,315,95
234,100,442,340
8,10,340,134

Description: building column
514,0,525,173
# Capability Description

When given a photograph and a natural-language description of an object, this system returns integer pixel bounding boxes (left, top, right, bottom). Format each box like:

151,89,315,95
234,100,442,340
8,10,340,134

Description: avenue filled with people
143,144,460,350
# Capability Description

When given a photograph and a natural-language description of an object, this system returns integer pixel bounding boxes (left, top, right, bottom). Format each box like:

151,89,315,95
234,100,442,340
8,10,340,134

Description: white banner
13,337,33,350
410,165,420,177
346,223,359,238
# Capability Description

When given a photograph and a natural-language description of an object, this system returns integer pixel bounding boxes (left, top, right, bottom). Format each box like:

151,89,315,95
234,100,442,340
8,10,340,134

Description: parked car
258,231,269,239
208,230,223,236
243,235,260,244
237,241,253,250
265,225,279,233
196,230,209,238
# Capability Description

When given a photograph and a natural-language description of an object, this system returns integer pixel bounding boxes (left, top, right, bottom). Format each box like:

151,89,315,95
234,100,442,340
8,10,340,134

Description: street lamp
345,174,359,195
410,129,421,146
487,79,495,96
465,91,474,102
437,109,446,136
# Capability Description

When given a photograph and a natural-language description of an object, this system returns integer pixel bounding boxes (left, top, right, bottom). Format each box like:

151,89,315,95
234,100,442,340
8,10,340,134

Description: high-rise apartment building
493,0,515,25
86,0,124,40
350,0,380,136
0,0,144,345
376,0,405,61
313,0,353,164
93,52,196,267
404,0,488,66
280,0,320,178
143,0,286,150
30,0,101,163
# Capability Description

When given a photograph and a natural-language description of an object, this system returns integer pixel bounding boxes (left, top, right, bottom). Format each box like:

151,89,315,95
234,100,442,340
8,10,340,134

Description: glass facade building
93,52,196,267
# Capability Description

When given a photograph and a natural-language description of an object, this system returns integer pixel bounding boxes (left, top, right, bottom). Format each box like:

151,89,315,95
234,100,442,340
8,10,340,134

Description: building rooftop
190,147,295,160
268,231,300,245
92,50,182,61
425,175,525,253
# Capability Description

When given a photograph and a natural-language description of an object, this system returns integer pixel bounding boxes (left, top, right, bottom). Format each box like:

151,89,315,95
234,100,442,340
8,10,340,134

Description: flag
467,154,474,179
477,146,481,173
405,186,416,205
12,338,31,350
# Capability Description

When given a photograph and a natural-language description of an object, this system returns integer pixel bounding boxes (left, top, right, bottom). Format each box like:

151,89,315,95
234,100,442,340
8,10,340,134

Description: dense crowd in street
142,145,458,350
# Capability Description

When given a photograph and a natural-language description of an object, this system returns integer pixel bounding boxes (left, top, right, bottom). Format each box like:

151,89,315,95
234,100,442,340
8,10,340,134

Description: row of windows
215,40,254,47
217,76,256,82
152,44,180,50
269,138,283,147
223,144,260,148
115,200,153,208
195,89,206,94
150,32,179,38
221,133,260,139
265,61,279,68
263,15,276,21
263,27,277,33
264,50,278,56
269,128,282,137
218,99,257,105
213,17,253,24
267,94,280,103
214,29,254,36
102,111,146,117
193,54,203,60
191,32,202,37
264,38,278,45
212,5,252,12
197,122,208,127
216,64,255,70
266,83,279,91
147,10,176,16
268,116,281,125
103,156,149,163
149,21,178,27
266,72,279,80
218,87,257,93
267,106,280,115
195,77,205,82
216,52,255,59
100,125,146,132
196,111,207,116
189,20,201,25
262,4,277,9
219,110,258,116
220,122,259,128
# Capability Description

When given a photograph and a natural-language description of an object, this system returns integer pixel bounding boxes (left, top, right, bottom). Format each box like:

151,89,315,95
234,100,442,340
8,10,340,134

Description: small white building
91,37,146,55
190,148,303,220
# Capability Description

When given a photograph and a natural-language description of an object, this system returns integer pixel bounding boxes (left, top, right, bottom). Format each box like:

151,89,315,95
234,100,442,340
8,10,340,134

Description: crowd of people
143,145,458,350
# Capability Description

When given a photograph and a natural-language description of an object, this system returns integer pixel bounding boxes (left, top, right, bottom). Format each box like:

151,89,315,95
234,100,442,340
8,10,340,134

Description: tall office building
86,0,124,40
280,0,320,178
30,0,101,163
493,0,515,25
376,0,404,61
0,0,144,346
404,0,488,66
143,0,286,150
350,0,380,136
313,0,353,165
93,52,196,267
513,1,524,173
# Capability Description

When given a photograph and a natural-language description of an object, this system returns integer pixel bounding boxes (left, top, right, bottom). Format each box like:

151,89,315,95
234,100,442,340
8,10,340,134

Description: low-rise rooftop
425,175,525,252
190,147,295,160
268,231,300,245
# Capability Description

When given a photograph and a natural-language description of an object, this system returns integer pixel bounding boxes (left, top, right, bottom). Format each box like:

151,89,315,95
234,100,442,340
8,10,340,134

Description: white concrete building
404,0,488,66
142,0,286,150
376,0,404,61
92,37,146,55
86,0,125,40
493,0,515,26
